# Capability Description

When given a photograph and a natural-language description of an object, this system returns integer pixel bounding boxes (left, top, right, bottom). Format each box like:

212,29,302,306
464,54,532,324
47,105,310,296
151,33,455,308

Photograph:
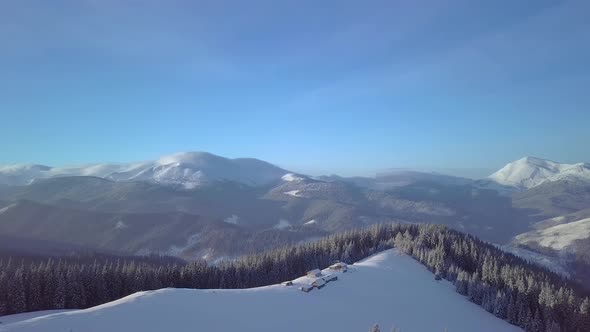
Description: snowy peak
0,152,290,189
131,152,289,188
489,157,590,189
156,152,224,167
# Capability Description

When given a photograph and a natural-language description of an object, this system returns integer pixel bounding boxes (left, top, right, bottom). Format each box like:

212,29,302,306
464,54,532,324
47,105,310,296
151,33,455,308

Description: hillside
0,174,531,245
512,217,590,287
0,177,288,230
515,218,590,253
0,249,521,332
512,179,590,219
0,200,324,259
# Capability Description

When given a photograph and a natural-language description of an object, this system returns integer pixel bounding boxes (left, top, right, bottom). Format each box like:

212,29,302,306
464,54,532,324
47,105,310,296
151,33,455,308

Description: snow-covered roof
300,285,313,292
312,278,325,287
307,269,322,276
329,262,347,270
322,274,337,282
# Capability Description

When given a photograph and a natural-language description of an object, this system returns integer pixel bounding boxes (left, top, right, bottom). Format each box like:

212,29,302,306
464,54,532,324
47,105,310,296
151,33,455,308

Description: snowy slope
1,249,521,332
0,152,289,188
0,311,73,326
489,157,590,189
0,204,16,215
514,217,590,252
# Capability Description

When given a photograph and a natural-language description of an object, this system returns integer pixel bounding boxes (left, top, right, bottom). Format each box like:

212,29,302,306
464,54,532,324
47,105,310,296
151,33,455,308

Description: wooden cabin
322,274,338,283
312,278,326,289
300,285,313,292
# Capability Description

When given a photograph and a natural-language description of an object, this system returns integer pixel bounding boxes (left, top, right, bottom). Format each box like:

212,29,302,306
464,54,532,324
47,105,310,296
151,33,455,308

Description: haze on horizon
1,0,589,178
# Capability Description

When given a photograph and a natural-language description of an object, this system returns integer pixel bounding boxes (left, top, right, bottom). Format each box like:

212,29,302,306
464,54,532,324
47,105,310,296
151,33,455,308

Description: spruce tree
9,267,27,314
0,271,7,316
369,323,380,332
54,272,66,309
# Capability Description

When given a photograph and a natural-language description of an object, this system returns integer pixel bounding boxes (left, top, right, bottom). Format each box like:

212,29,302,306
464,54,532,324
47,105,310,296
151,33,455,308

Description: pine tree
531,309,544,332
546,320,560,332
581,297,590,315
493,291,507,319
28,269,43,311
54,272,66,309
577,297,590,332
9,267,27,314
369,323,380,332
507,297,518,325
0,271,7,315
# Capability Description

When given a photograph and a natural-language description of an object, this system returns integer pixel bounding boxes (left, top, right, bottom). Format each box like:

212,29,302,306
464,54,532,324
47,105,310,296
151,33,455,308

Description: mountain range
0,152,288,189
3,152,589,191
1,152,590,285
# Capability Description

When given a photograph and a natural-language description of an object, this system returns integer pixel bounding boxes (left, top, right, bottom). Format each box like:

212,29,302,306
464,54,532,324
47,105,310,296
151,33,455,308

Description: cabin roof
312,278,326,285
330,262,347,268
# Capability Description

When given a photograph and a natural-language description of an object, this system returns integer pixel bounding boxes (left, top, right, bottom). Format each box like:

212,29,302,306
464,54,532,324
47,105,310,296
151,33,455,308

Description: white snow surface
223,215,239,225
281,173,305,182
114,221,128,230
0,311,73,326
283,190,303,197
0,204,16,215
273,219,291,230
304,219,317,225
0,152,288,188
514,218,590,251
1,249,520,332
489,157,590,189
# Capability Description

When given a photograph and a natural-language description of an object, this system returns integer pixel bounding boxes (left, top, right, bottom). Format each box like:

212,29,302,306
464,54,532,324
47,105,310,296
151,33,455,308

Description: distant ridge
0,152,290,188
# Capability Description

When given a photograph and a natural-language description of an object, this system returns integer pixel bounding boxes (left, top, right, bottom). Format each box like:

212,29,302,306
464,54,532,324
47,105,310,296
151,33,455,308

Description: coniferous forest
1,223,589,332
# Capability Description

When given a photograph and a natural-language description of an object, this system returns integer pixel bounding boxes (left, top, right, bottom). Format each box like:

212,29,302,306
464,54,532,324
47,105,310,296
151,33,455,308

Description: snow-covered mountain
0,249,520,332
488,157,590,190
0,152,289,189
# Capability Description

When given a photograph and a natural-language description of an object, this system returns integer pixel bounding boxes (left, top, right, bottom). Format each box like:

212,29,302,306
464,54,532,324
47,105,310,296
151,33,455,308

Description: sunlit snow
0,249,521,332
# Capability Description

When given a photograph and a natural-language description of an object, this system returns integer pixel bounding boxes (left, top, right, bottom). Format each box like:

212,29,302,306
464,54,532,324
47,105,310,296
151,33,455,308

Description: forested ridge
1,223,589,331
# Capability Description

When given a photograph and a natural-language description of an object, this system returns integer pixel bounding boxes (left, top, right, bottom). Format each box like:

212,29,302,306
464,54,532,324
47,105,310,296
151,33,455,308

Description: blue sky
1,0,589,177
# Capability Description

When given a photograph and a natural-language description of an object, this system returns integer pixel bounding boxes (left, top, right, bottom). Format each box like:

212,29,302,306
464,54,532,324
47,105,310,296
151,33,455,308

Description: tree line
1,223,589,331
